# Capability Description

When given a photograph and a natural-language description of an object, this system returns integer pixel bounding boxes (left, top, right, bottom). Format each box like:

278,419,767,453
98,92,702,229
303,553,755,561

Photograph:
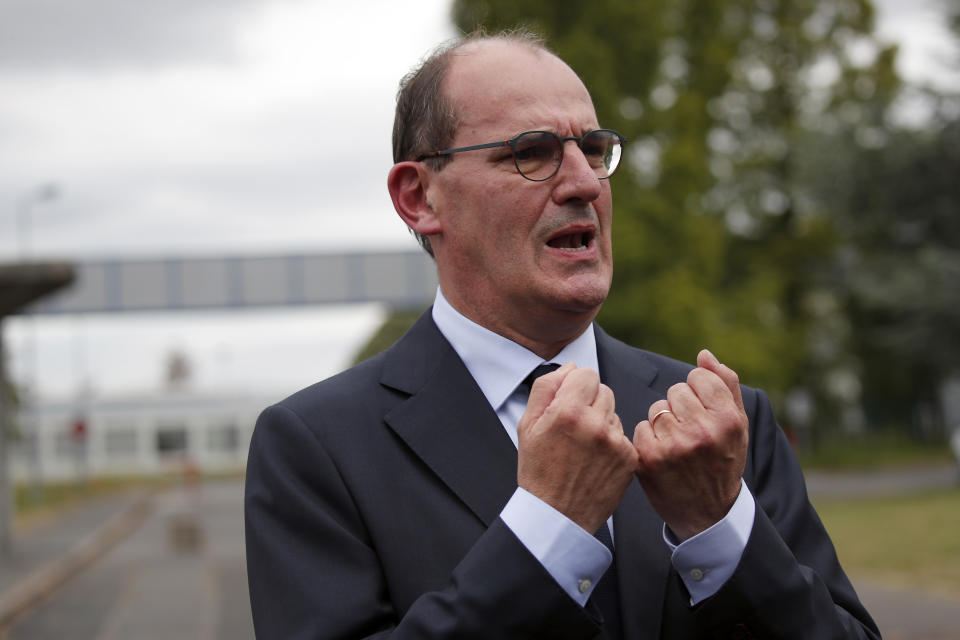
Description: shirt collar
431,287,598,412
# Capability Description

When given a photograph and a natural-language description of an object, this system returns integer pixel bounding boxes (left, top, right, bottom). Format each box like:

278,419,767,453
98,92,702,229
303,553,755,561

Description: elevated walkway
14,249,437,315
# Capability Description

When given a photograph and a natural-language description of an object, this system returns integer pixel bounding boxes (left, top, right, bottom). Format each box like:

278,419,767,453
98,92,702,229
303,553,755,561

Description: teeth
559,234,588,251
549,232,590,250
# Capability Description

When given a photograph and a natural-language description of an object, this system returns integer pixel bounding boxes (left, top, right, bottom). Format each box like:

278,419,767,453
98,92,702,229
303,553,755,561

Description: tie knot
520,363,561,394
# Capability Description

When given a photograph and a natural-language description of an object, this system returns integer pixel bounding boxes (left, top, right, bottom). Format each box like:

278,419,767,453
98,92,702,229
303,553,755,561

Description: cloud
0,0,454,259
0,0,280,71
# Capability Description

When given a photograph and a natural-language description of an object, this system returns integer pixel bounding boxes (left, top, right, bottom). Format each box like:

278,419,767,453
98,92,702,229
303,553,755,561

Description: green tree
352,308,427,365
793,1,960,440
802,106,960,439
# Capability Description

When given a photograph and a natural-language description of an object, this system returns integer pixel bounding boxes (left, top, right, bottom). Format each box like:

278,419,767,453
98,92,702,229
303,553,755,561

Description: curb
0,491,154,631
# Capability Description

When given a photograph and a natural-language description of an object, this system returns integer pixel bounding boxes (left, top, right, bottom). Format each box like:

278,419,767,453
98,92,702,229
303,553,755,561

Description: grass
10,471,219,531
14,475,169,513
814,488,960,595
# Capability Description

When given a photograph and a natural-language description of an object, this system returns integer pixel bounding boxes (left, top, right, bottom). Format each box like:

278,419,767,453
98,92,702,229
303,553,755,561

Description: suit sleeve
244,403,602,640
689,388,881,639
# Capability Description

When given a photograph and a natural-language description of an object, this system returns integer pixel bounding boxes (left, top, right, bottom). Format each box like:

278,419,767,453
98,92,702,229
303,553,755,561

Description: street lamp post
2,184,63,555
15,183,60,260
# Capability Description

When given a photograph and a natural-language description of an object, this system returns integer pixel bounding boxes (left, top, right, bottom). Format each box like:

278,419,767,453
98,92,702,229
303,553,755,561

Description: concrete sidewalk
0,490,152,631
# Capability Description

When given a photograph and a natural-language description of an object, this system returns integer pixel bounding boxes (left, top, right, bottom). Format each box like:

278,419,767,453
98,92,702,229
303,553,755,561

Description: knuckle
569,367,599,386
688,434,714,455
598,384,615,405
717,406,746,431
609,414,624,432
587,429,607,449
668,381,687,394
666,382,688,403
587,420,614,446
727,367,740,386
552,403,585,427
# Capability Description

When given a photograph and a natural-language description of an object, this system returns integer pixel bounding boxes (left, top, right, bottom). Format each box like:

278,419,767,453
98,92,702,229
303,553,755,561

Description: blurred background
0,0,958,638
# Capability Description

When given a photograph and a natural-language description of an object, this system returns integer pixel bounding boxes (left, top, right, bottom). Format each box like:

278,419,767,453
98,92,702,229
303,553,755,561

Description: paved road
0,480,253,639
804,464,958,498
0,473,957,639
855,580,960,640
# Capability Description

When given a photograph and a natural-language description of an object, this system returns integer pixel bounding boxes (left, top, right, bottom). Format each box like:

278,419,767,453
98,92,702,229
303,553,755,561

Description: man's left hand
632,349,749,541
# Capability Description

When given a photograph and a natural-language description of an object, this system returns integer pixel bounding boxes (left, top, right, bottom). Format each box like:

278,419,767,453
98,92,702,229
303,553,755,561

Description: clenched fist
517,363,639,534
633,349,749,541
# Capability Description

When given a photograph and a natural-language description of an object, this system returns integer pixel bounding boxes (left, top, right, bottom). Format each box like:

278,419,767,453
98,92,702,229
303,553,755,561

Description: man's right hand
517,363,639,534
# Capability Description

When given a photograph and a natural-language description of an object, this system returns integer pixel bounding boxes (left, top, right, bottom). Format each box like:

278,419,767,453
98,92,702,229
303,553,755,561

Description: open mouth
546,230,594,251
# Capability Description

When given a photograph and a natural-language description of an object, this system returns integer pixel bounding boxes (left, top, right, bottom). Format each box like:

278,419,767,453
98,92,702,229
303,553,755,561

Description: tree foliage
803,110,960,437
797,3,960,438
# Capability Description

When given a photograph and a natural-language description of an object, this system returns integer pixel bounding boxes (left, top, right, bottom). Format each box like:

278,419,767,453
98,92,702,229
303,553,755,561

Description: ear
388,161,442,237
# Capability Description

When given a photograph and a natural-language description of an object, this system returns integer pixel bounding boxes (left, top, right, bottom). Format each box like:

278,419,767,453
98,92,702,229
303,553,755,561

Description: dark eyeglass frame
416,129,626,182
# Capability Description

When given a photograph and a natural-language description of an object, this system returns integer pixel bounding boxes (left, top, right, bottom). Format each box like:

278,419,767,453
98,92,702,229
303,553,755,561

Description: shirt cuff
663,478,755,605
501,487,611,606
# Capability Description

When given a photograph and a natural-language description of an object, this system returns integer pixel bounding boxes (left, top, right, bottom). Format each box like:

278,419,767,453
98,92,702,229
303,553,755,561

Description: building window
105,428,138,458
156,424,188,457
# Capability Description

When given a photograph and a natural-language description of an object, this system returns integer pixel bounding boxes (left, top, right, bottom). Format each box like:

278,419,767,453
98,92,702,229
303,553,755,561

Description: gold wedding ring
650,408,673,428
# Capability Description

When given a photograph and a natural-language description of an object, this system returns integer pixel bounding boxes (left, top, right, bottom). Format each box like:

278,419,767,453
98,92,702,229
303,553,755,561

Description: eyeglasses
416,129,626,182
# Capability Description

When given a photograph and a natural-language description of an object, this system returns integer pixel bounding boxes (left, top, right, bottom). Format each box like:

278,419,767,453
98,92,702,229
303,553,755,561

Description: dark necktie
519,362,562,393
520,363,623,639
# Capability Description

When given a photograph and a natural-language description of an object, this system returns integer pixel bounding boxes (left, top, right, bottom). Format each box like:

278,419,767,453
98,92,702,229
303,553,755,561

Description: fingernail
704,348,720,367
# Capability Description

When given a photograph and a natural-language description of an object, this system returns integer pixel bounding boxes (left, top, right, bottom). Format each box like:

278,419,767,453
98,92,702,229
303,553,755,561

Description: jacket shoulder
259,308,443,436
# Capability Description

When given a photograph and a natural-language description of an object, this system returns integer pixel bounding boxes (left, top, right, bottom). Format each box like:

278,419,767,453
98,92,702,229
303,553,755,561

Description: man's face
425,42,614,347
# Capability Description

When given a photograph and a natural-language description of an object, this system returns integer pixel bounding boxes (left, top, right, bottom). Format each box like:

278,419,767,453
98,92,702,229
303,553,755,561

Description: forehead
443,41,598,136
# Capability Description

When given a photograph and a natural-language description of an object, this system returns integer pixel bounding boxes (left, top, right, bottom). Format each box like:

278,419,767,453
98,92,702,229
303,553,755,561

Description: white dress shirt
431,288,754,606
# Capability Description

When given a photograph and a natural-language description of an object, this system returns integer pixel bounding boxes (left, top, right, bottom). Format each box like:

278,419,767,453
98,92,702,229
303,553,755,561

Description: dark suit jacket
245,310,880,639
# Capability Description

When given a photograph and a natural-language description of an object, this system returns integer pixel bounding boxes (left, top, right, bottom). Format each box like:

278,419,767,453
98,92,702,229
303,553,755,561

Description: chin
551,281,610,315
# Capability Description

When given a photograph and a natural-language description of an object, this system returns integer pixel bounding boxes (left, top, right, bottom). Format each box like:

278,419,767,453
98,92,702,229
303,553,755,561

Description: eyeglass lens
512,130,622,181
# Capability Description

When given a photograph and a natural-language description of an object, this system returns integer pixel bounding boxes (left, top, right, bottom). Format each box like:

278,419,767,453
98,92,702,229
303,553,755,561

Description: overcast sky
2,0,957,401
1,0,455,259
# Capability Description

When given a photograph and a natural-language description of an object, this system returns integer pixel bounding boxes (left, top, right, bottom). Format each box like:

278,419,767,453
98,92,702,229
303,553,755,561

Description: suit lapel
597,328,673,640
382,312,519,527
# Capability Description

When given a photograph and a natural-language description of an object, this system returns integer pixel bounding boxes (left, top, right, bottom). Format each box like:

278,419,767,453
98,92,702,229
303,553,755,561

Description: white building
11,390,272,482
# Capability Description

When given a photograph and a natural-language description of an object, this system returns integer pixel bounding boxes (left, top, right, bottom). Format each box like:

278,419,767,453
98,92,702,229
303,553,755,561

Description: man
245,31,880,639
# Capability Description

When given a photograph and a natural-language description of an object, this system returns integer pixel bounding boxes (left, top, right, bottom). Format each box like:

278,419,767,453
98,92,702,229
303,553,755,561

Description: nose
551,140,603,205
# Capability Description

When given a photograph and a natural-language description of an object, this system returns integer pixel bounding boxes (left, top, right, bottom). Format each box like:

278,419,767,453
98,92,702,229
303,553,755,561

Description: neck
439,287,598,360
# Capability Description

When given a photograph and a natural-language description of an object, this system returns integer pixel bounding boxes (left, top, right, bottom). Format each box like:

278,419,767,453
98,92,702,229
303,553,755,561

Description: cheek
489,193,542,246
440,171,549,255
